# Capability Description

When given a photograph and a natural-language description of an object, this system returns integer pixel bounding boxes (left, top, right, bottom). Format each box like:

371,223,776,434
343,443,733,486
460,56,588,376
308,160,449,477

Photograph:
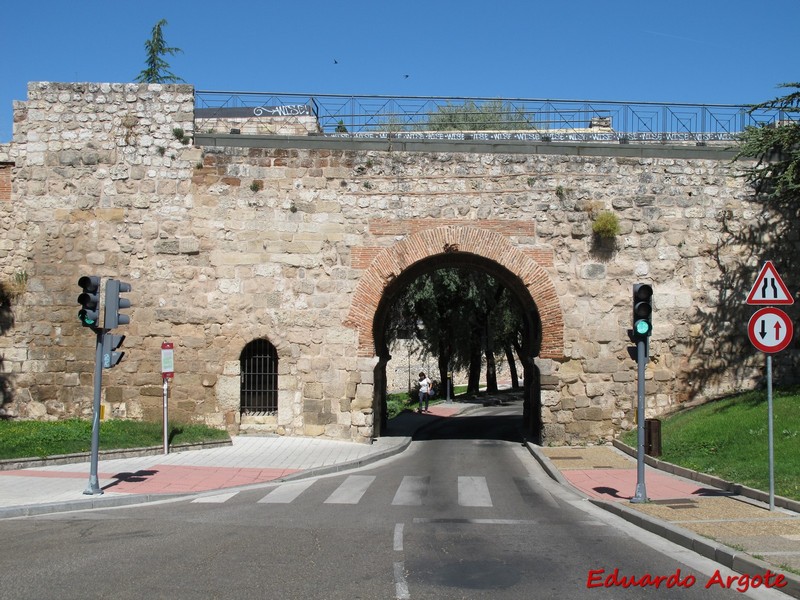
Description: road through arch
345,226,564,442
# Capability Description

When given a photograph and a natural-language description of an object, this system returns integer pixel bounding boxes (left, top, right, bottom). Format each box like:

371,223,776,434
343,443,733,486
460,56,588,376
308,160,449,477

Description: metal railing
195,91,795,143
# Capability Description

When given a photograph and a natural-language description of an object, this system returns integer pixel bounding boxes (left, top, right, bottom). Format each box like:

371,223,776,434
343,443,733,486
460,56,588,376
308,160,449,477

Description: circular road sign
748,307,794,353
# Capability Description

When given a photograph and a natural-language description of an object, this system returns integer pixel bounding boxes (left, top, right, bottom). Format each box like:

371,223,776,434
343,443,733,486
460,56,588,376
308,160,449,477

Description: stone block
301,382,322,400
542,423,566,445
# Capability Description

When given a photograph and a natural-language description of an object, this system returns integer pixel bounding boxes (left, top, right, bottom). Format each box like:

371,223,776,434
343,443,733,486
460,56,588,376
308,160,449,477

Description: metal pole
767,354,775,511
163,376,169,455
84,330,105,495
631,338,648,503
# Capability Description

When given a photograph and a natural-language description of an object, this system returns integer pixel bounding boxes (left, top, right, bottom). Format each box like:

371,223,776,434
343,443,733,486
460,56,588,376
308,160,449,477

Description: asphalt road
0,401,792,599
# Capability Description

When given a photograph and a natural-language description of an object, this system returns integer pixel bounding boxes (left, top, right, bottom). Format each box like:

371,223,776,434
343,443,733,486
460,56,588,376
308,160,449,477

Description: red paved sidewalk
560,467,721,502
418,405,460,417
0,463,301,494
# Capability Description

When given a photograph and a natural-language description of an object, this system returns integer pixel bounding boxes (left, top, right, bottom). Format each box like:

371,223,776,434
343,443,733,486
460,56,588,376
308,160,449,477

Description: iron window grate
240,339,278,415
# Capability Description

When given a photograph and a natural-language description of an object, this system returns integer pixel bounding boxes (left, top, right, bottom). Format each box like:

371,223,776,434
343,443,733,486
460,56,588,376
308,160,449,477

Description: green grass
0,419,230,460
621,387,800,501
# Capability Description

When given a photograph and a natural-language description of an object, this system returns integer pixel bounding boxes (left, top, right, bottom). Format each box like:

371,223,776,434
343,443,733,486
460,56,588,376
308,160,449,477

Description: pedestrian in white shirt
418,372,431,413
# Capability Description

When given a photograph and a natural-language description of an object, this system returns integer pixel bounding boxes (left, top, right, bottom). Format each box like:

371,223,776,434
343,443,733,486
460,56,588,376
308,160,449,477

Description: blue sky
2,0,798,142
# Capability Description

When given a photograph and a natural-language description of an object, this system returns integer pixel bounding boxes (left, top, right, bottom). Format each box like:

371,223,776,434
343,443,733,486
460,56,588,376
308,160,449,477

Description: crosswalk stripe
258,479,315,504
458,476,492,507
192,491,239,504
324,475,375,504
392,476,429,506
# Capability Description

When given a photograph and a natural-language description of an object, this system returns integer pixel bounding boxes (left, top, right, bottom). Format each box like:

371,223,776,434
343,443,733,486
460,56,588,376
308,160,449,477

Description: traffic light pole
630,338,648,504
78,276,132,495
83,328,105,495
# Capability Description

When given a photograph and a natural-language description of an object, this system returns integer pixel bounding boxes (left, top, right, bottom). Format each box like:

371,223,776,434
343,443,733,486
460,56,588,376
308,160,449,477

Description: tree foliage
135,19,184,84
386,268,525,393
736,83,800,203
427,100,531,131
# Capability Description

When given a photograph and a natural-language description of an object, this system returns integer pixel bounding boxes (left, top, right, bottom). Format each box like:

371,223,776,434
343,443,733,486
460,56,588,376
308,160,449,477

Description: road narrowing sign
748,307,794,353
746,261,794,305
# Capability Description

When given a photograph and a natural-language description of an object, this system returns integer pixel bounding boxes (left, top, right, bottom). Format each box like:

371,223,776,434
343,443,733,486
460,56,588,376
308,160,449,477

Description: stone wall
1,82,796,445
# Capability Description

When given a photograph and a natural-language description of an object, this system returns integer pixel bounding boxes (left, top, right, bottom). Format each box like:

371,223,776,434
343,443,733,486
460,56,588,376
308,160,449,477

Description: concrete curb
524,442,571,488
0,439,233,472
0,493,188,519
278,436,413,484
525,442,800,599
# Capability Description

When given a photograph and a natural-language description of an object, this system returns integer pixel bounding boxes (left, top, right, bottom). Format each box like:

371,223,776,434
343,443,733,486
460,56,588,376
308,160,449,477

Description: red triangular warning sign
746,261,794,305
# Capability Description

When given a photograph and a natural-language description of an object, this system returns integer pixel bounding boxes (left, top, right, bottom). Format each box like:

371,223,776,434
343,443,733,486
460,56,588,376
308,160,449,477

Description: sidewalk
528,443,800,598
0,403,462,518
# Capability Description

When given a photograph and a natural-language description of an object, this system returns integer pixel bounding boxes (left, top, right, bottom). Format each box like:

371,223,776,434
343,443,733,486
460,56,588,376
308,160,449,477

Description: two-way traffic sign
746,261,794,354
748,307,794,354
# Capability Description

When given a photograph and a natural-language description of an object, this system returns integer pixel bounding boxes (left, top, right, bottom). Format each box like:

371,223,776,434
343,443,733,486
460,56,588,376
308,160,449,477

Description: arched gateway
5,83,779,448
345,226,564,442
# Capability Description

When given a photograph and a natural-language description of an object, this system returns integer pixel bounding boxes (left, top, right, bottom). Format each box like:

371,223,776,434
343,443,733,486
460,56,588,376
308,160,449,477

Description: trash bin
644,418,662,457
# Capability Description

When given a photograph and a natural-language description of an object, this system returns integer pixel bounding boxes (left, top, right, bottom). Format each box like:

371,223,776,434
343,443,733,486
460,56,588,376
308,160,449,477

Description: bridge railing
195,91,795,143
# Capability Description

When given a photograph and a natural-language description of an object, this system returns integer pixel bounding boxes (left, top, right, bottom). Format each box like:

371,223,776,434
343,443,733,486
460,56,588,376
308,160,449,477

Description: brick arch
345,225,564,359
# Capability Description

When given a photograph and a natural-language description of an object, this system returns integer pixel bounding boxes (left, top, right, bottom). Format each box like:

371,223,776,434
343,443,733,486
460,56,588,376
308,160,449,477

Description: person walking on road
418,372,431,413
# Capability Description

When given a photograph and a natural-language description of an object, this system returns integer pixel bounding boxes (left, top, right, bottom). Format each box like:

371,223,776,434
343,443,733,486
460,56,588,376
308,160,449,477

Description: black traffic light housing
78,276,101,328
102,332,126,369
632,283,653,338
104,279,131,329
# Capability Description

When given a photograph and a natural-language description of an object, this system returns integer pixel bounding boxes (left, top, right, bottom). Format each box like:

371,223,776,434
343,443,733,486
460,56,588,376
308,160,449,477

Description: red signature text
586,568,786,592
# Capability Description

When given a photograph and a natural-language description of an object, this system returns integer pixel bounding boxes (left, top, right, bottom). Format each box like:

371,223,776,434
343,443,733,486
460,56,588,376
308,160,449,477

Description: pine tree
135,19,184,84
737,83,800,203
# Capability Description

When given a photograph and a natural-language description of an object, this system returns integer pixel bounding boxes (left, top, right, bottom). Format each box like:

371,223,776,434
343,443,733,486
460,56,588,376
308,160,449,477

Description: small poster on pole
161,341,174,379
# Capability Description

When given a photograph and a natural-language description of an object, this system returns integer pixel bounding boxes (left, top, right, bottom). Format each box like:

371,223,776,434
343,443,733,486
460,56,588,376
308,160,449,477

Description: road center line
394,522,404,551
393,561,410,600
412,518,538,525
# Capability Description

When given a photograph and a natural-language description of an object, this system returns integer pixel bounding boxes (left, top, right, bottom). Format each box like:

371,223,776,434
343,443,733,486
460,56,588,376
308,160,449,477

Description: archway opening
240,338,279,416
371,253,543,442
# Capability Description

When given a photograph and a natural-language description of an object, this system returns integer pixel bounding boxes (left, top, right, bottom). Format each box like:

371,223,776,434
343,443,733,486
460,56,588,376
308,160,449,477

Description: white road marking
324,475,375,504
394,522,404,551
257,479,315,503
413,518,537,525
191,491,239,504
392,476,429,506
458,476,492,507
393,561,410,599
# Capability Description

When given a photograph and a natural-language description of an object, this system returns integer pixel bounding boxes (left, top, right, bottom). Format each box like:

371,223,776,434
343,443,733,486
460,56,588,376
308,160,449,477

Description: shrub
592,211,620,239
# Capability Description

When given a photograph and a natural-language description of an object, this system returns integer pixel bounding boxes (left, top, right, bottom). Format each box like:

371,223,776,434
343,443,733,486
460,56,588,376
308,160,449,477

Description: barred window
240,339,278,415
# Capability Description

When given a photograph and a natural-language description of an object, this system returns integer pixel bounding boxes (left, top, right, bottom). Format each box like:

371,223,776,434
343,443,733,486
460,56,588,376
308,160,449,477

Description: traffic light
104,279,131,329
102,332,125,369
632,283,653,338
78,276,101,328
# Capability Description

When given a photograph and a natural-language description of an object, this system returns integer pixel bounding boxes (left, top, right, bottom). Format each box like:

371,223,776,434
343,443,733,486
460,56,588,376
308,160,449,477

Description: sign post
161,342,174,455
746,262,794,511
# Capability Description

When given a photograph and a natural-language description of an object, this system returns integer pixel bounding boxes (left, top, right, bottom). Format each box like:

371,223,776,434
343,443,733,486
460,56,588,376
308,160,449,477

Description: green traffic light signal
632,283,653,338
634,319,652,336
77,276,101,328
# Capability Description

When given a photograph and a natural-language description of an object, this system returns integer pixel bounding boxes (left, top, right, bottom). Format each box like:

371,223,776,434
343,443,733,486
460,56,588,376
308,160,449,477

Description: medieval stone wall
1,82,793,445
